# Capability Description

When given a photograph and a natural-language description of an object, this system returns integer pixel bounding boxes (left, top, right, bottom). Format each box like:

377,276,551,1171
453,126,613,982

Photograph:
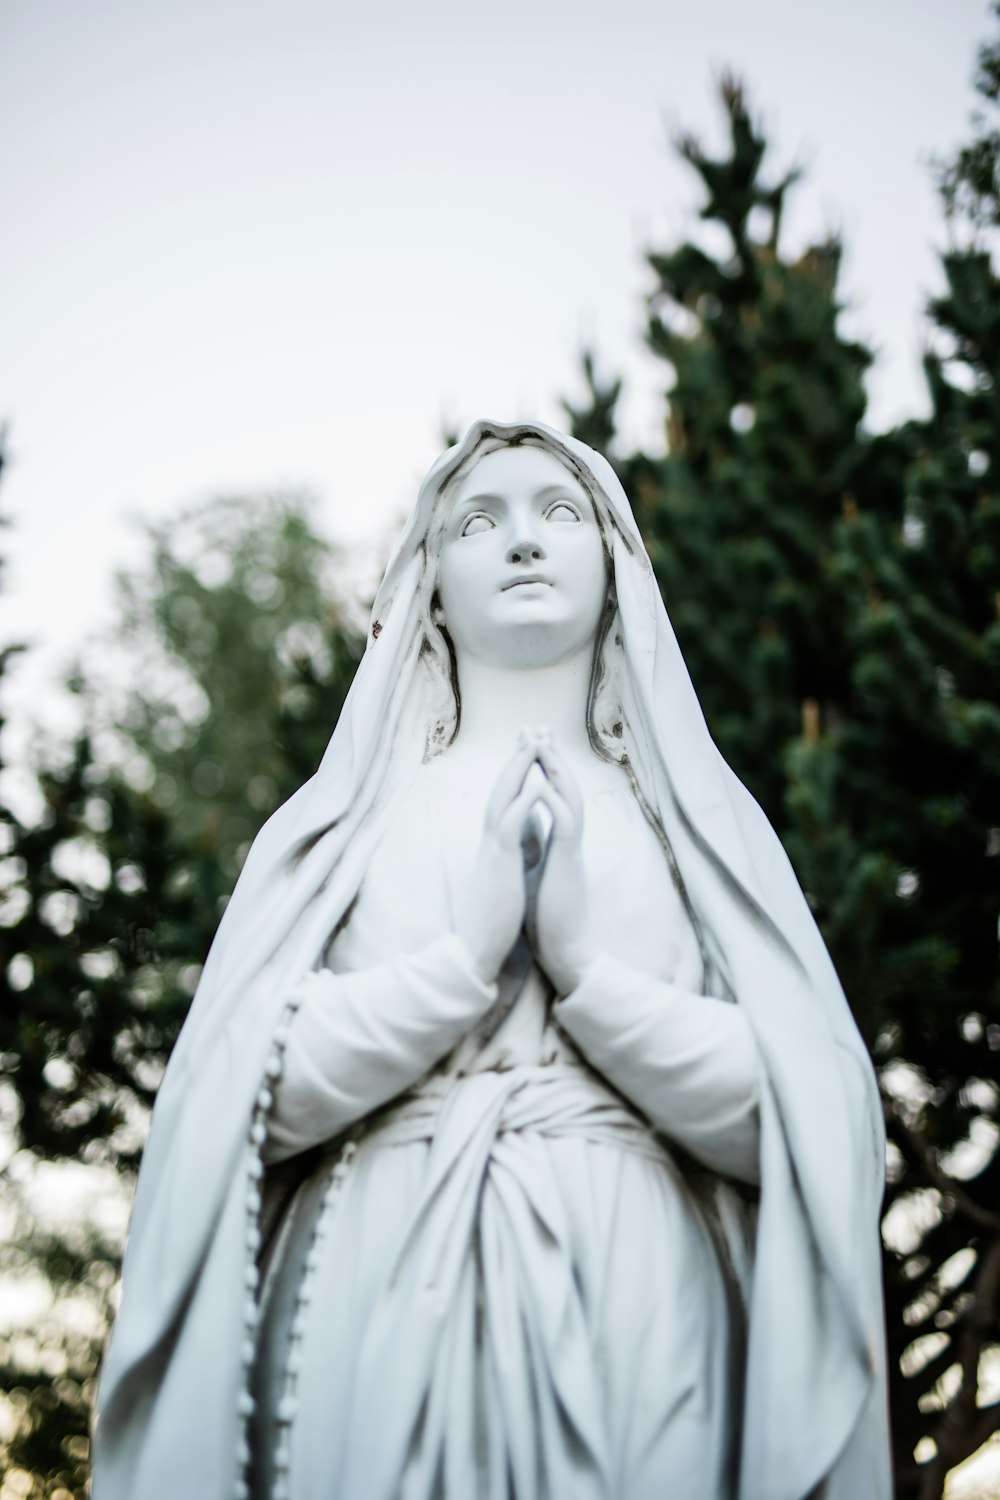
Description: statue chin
454,617,598,672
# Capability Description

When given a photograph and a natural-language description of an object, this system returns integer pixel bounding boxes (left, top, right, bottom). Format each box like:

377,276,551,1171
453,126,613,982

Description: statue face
436,444,608,671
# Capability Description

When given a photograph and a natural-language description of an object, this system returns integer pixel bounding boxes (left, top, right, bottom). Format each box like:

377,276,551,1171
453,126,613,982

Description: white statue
93,422,891,1500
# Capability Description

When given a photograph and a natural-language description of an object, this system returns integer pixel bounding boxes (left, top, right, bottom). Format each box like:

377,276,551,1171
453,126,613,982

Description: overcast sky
0,0,992,733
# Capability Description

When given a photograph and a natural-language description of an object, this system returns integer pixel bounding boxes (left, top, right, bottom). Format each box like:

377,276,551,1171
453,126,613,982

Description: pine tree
786,284,1000,1496
565,54,1000,1499
627,76,874,825
562,351,622,461
794,15,1000,1491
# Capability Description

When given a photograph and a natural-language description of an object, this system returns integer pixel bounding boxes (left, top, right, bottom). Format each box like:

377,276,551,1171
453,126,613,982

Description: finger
495,779,548,845
533,740,584,823
485,739,541,829
528,779,580,843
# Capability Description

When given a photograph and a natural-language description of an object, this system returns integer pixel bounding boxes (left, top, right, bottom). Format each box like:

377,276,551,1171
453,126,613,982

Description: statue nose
507,535,546,565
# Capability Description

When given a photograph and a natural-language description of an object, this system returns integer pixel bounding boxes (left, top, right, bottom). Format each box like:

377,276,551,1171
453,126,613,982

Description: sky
0,0,993,739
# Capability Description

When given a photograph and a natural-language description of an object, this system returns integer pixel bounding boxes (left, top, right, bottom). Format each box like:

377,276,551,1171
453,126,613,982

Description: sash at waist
334,1055,684,1499
362,1055,668,1163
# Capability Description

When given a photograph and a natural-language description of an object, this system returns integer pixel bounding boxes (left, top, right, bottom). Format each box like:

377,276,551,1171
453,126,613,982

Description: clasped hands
454,729,596,996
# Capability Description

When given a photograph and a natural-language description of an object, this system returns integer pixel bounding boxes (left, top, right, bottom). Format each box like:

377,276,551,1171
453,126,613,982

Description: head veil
93,420,890,1500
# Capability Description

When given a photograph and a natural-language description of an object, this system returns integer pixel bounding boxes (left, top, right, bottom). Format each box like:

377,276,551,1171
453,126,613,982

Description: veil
93,420,890,1500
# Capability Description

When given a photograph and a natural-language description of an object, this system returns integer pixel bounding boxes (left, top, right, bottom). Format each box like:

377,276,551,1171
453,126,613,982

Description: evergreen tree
565,77,881,850
785,294,1000,1498
939,1,1000,235
796,15,1000,1492
566,55,1000,1499
562,351,622,461
629,76,874,825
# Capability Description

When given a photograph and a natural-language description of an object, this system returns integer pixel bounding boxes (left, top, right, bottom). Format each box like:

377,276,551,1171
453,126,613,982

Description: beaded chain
269,1134,358,1499
232,993,298,1500
232,983,359,1500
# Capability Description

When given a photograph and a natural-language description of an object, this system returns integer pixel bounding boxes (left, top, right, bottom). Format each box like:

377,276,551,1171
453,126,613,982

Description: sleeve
264,934,498,1164
553,951,761,1184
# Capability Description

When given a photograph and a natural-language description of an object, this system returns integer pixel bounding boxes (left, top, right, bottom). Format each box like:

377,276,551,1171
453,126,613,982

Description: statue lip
500,574,553,591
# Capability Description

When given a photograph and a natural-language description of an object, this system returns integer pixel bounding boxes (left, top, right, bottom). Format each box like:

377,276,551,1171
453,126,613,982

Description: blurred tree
640,76,872,823
568,74,877,830
4,493,363,1172
808,14,1000,1493
787,278,1000,1499
566,54,1000,1498
0,492,362,1495
939,0,1000,234
562,351,622,461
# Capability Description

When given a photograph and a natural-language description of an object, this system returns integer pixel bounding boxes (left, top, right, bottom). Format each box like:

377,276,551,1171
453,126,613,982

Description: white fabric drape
93,420,891,1500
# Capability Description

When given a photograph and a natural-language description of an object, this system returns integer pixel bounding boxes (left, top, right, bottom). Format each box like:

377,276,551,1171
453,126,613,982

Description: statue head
434,442,609,671
408,433,622,758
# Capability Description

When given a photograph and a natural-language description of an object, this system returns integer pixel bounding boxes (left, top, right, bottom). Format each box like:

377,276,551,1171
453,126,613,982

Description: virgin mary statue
92,421,891,1500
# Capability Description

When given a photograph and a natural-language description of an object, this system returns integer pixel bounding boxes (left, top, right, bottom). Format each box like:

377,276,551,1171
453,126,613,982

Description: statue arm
554,952,761,1185
263,934,498,1165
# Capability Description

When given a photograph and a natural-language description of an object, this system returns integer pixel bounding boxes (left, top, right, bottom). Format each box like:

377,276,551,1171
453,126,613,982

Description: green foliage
566,64,1000,1500
112,496,361,883
833,249,1000,1498
625,75,873,823
3,494,362,1172
938,2,1000,232
820,32,999,1492
0,491,362,1493
0,1170,119,1500
562,352,622,460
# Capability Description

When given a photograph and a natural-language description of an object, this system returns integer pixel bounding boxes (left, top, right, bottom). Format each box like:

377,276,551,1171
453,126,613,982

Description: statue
92,421,892,1499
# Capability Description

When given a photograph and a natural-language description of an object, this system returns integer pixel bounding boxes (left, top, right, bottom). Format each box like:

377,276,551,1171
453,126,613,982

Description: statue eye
545,501,580,524
460,512,495,537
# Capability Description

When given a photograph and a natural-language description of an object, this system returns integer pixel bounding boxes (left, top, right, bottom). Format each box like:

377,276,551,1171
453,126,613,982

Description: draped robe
251,753,759,1498
92,419,892,1500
